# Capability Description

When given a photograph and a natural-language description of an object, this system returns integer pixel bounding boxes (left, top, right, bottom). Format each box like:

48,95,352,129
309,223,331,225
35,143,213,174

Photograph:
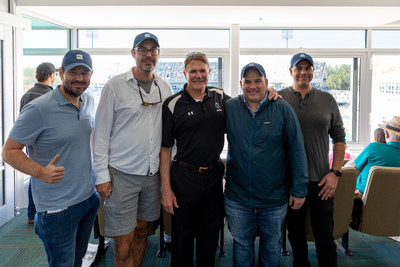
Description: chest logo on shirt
215,103,222,112
188,111,194,116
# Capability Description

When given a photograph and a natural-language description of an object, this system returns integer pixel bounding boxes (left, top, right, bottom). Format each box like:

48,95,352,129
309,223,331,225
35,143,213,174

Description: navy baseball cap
241,62,267,79
290,53,314,67
61,50,92,71
133,32,160,48
36,62,56,76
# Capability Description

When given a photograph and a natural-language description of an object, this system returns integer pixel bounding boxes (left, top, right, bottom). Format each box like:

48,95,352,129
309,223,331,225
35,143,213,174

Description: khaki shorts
103,166,161,237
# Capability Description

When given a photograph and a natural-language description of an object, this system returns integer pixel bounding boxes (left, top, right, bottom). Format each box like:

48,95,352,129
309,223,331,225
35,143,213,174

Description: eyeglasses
138,82,162,106
134,47,160,56
186,52,207,58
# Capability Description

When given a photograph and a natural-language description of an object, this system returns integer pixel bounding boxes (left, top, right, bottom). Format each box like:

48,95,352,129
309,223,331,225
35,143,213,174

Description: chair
358,166,400,236
304,167,358,255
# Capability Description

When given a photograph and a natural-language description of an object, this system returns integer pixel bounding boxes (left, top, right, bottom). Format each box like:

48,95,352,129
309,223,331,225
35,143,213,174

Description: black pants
287,182,337,267
170,161,224,267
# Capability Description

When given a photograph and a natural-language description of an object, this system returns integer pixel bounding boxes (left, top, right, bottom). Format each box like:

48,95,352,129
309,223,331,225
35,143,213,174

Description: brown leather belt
173,160,218,173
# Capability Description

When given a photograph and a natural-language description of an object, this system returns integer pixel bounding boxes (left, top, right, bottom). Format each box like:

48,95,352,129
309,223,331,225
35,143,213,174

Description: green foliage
325,64,351,91
23,67,36,93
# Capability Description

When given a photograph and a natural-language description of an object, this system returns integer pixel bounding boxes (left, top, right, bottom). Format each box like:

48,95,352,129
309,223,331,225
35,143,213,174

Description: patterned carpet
0,210,399,266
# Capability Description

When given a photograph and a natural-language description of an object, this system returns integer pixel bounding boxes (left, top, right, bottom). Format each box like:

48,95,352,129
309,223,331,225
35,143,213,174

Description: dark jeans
34,192,100,267
28,178,36,220
287,182,337,267
170,161,224,267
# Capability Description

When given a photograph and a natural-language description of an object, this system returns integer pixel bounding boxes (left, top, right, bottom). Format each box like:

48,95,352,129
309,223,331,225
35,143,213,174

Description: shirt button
150,172,153,176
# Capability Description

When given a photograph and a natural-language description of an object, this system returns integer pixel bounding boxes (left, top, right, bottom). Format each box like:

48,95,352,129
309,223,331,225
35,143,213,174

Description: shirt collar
54,86,84,106
387,141,400,149
127,67,160,85
242,91,269,116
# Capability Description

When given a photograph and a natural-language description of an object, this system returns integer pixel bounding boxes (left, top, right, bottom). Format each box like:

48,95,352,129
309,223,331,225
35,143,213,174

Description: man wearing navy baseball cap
224,62,308,267
280,53,346,267
2,49,99,266
94,32,173,266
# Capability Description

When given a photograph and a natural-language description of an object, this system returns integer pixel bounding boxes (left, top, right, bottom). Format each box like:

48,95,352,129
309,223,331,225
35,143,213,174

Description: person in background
93,32,173,267
224,62,308,267
20,62,57,224
280,52,346,267
2,50,99,266
348,116,400,229
374,127,386,143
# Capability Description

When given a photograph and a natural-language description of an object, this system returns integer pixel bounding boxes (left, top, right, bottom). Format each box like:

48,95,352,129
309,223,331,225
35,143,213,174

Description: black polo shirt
162,84,229,166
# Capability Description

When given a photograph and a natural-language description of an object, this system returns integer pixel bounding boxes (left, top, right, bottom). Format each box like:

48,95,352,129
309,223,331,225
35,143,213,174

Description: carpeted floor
1,210,400,266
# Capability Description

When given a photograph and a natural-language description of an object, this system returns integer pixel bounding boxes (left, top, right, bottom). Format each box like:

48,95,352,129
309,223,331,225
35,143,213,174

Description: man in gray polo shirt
2,50,99,266
279,53,346,267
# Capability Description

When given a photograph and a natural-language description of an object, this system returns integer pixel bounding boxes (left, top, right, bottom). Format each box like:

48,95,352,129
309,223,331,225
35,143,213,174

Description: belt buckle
198,166,208,173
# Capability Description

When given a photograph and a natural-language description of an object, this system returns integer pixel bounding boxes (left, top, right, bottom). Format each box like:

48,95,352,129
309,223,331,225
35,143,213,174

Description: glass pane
22,56,63,99
240,30,366,48
78,29,229,48
371,55,400,140
86,55,223,108
239,55,359,142
23,29,68,49
371,30,400,48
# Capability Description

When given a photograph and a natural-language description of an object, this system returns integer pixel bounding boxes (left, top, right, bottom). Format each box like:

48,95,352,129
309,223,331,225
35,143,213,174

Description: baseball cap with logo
290,53,314,67
36,62,56,77
133,32,160,48
241,62,267,79
61,50,92,71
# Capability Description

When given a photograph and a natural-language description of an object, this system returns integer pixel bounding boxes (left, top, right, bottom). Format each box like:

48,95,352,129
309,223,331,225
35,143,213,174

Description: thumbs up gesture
39,154,65,184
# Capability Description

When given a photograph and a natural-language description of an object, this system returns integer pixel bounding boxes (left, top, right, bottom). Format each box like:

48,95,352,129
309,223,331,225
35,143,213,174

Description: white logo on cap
249,63,255,67
145,34,150,37
76,54,83,60
300,54,305,57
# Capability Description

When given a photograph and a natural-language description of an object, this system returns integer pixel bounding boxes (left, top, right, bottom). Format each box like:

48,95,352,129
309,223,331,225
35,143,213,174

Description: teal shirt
355,141,400,194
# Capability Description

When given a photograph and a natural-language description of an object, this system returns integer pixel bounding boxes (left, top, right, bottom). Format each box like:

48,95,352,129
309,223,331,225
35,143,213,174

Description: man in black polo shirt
160,52,227,267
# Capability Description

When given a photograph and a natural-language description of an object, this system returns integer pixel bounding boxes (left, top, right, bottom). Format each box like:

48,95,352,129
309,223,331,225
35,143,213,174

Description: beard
62,81,88,97
138,57,157,72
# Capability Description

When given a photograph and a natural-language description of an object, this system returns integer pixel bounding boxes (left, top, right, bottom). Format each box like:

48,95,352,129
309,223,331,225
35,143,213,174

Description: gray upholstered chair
359,166,400,236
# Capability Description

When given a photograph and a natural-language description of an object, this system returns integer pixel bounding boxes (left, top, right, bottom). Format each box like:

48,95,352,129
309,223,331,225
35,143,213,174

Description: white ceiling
16,1,400,29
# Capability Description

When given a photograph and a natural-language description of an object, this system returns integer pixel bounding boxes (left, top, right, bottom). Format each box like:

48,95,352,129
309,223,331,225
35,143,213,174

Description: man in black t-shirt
160,52,228,267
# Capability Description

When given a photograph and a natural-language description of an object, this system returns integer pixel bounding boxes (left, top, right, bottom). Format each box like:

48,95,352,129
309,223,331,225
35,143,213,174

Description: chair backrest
306,167,358,241
359,166,400,236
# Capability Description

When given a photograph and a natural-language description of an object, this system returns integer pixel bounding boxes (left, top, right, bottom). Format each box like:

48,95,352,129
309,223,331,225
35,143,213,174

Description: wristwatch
330,168,342,177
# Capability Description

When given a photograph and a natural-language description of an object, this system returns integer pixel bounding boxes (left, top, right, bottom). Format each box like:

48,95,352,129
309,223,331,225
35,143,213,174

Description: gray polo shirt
279,86,346,182
10,87,95,212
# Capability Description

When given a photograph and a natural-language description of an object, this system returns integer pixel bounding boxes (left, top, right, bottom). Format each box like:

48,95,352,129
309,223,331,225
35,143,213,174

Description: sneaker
28,219,34,224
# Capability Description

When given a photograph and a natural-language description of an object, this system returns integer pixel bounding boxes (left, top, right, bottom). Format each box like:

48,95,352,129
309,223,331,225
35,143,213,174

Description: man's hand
354,189,363,199
96,181,112,198
289,195,306,210
162,188,179,215
267,88,282,100
39,154,65,184
318,172,339,200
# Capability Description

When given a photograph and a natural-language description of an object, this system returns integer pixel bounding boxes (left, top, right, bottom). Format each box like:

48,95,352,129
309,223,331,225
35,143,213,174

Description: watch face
331,169,342,177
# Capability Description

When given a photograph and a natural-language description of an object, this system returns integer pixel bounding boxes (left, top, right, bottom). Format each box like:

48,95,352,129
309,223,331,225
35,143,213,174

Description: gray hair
388,130,400,141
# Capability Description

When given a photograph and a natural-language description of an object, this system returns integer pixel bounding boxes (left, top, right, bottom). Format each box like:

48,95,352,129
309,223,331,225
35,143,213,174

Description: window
22,16,69,51
239,55,360,142
240,30,366,48
371,30,400,48
86,55,224,107
371,55,400,139
78,29,230,49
